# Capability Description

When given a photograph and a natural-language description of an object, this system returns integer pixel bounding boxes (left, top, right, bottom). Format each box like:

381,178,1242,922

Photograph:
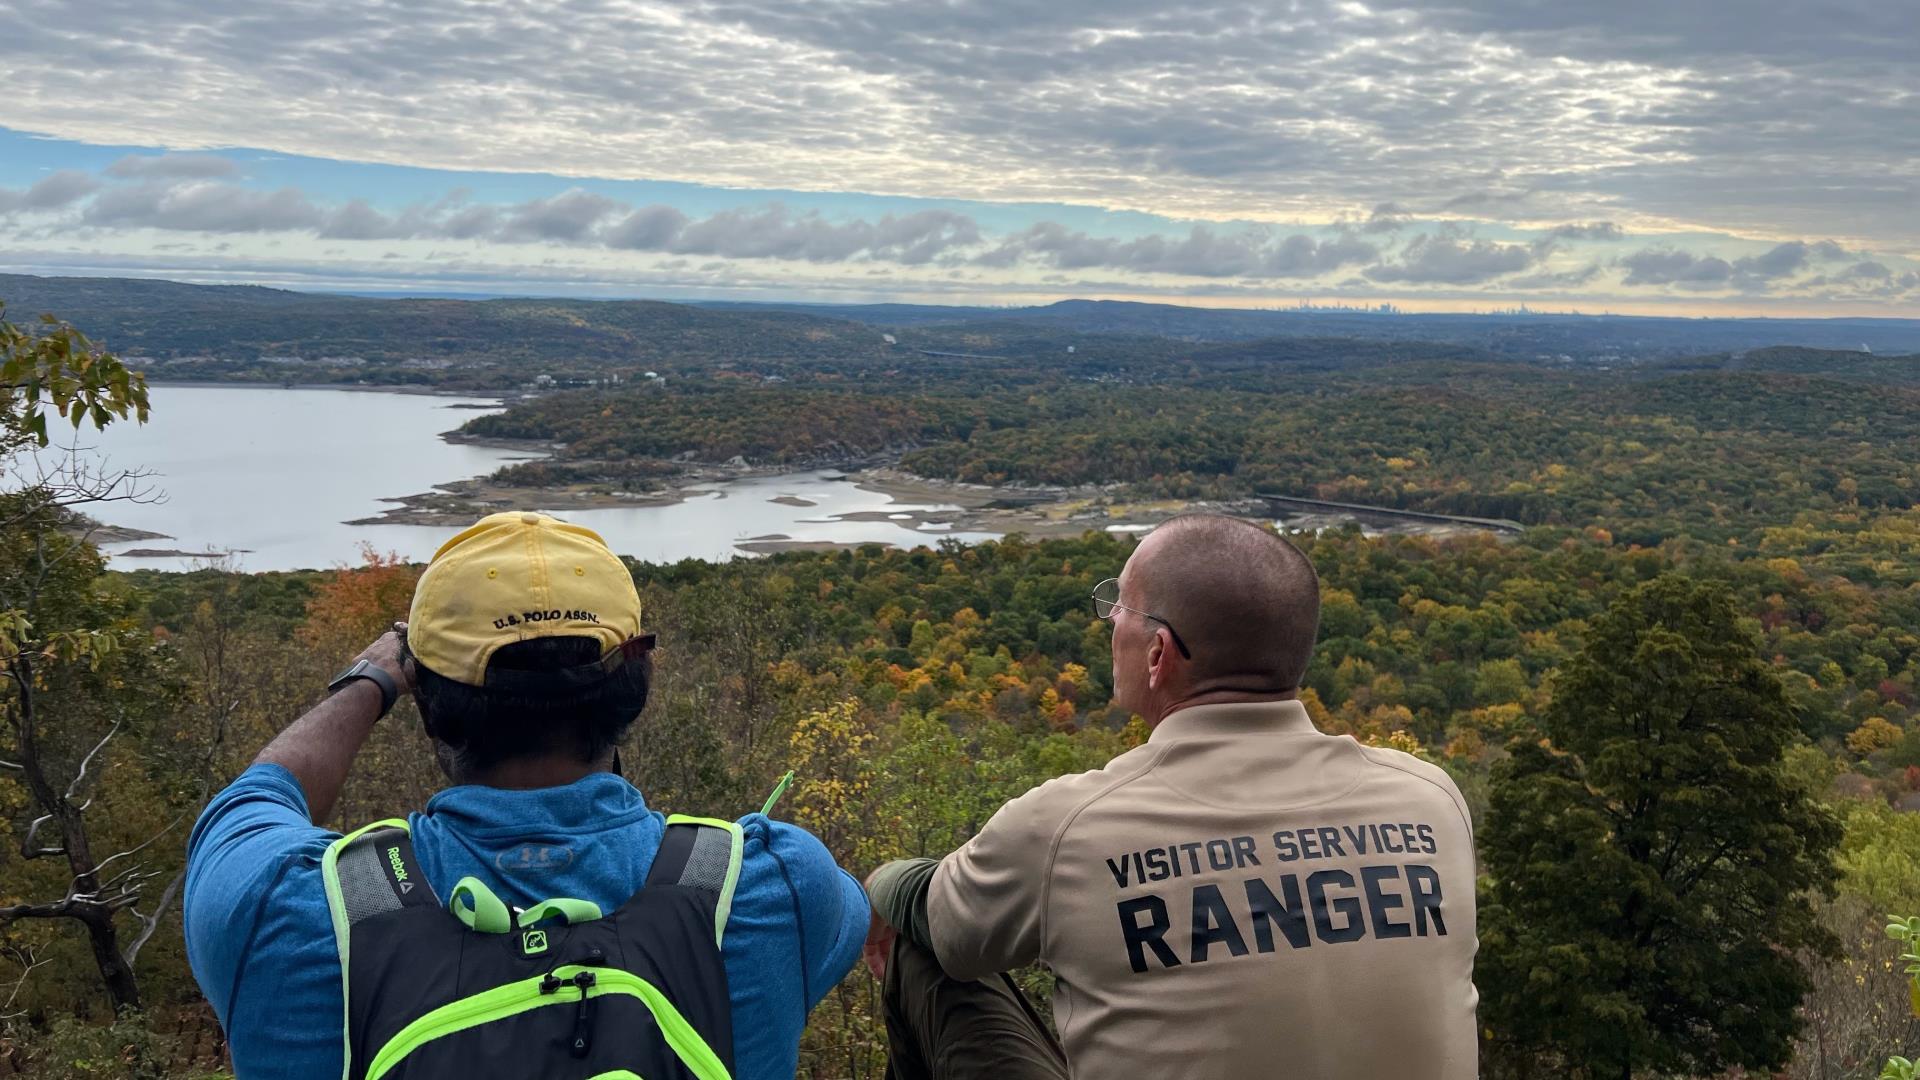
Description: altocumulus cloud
1619,249,1735,288
978,223,1377,279
83,179,325,233
665,206,981,265
16,164,993,267
4,153,1915,303
1618,240,1857,291
1365,234,1537,285
1731,240,1849,280
0,0,1913,253
0,170,98,213
2,160,1384,279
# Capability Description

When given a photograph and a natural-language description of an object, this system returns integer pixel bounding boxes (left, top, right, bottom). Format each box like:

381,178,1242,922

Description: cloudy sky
0,0,1914,315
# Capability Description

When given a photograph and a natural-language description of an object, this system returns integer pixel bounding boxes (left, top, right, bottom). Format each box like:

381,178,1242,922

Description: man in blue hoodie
185,512,867,1078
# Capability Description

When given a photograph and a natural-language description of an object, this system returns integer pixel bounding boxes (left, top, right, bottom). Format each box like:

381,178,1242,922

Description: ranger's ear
1145,626,1172,689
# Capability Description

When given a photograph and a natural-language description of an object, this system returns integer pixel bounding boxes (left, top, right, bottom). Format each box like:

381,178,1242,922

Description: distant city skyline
0,0,1914,316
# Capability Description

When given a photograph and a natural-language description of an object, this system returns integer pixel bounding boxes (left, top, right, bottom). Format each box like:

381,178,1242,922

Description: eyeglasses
1091,577,1192,659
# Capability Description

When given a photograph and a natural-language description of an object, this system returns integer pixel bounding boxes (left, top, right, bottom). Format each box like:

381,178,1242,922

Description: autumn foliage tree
294,544,419,660
293,548,427,827
0,305,185,1014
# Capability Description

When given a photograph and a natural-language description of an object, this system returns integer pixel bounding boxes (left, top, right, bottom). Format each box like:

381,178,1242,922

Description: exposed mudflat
74,523,173,545
345,479,687,527
352,444,1510,553
115,546,254,559
849,468,1261,540
735,539,864,554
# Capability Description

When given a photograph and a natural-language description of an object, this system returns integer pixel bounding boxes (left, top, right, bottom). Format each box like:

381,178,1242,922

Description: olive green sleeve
867,857,939,951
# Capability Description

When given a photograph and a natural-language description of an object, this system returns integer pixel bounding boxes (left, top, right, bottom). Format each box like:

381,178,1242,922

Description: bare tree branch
122,866,187,968
1,862,163,929
20,433,161,510
20,813,64,859
0,895,99,923
63,717,122,802
0,437,162,546
88,808,190,884
0,945,53,1021
93,861,162,906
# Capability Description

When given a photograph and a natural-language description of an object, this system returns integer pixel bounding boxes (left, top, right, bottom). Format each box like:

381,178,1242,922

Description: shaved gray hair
1130,514,1321,692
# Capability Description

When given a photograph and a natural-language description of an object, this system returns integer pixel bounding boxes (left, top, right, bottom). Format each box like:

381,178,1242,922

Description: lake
65,385,999,571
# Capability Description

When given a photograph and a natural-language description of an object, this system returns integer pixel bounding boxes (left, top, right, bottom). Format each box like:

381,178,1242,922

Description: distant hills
0,274,889,366
701,297,1920,358
3,273,1919,370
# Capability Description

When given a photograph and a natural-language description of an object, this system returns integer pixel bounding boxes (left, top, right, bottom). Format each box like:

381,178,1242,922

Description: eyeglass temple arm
1093,584,1192,660
1150,616,1193,660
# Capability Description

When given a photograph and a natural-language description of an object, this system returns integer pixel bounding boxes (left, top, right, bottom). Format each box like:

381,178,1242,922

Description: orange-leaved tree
295,544,420,660
296,546,430,826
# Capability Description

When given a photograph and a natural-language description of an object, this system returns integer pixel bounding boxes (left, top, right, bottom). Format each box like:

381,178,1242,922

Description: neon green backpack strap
447,877,514,933
518,896,604,928
645,816,744,947
760,771,794,816
322,818,439,1080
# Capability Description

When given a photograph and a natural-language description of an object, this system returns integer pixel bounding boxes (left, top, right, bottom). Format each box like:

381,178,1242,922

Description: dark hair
407,635,651,779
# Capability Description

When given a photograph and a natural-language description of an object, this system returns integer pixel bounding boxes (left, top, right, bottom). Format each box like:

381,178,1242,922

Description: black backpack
320,814,743,1080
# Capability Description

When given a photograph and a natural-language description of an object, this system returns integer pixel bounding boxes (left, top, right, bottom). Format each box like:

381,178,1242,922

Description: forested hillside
2,298,1917,1079
9,521,1914,1076
0,274,892,373
5,275,1920,379
702,297,1920,356
465,348,1920,546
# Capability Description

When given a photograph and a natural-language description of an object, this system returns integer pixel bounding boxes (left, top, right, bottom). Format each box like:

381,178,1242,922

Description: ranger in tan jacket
867,515,1479,1079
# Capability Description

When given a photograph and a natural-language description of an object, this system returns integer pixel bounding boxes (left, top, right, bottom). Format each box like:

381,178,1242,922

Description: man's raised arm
254,625,412,823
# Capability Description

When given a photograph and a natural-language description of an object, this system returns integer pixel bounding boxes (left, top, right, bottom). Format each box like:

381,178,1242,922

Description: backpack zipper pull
568,971,598,1059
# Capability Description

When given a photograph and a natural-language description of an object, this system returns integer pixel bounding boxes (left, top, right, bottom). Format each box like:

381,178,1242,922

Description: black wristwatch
328,658,400,718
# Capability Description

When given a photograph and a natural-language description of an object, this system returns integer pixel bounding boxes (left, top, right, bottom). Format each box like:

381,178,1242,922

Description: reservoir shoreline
88,386,1509,571
140,382,1267,542
81,385,1011,569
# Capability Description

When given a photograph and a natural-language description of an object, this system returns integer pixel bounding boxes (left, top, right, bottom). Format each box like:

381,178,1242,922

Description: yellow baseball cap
408,512,650,689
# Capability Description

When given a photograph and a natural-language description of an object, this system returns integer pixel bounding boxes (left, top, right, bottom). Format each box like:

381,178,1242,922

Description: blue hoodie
185,763,867,1079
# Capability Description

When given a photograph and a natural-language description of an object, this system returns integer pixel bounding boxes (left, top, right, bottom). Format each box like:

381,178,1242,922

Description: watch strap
358,662,400,718
333,659,400,718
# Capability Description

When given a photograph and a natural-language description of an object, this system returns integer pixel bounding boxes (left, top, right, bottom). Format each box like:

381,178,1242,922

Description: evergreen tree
1478,574,1841,1079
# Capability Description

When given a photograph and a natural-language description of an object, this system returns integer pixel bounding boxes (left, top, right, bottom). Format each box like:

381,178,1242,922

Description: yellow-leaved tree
0,303,195,1017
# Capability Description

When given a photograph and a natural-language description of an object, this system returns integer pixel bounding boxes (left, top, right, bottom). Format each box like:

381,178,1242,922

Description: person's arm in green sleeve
867,857,939,948
867,778,1066,981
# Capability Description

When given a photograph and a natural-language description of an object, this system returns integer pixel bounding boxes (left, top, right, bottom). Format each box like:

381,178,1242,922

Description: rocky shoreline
343,479,689,527
115,546,255,560
77,522,173,545
848,466,1266,540
344,446,1248,542
92,415,1488,564
146,378,519,403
